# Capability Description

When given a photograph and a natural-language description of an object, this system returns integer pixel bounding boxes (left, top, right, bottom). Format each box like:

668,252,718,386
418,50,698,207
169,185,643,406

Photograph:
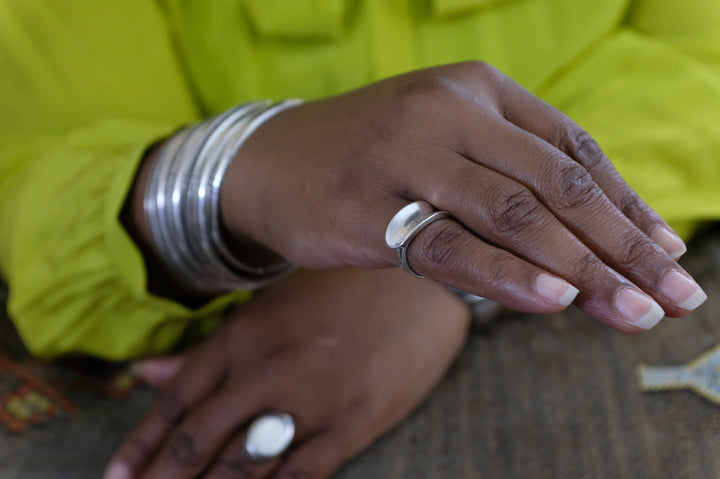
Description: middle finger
139,383,271,479
451,109,704,317
414,154,664,331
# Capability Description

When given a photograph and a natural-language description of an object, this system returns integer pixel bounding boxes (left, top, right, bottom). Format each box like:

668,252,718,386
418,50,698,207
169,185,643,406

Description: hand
104,268,470,479
221,61,706,332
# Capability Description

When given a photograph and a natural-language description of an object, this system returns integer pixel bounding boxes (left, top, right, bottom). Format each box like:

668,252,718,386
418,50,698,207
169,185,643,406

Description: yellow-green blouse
1,0,719,359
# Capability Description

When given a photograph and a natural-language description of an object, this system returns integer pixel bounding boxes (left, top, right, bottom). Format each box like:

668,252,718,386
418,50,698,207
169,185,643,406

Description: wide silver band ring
385,201,451,279
245,413,296,460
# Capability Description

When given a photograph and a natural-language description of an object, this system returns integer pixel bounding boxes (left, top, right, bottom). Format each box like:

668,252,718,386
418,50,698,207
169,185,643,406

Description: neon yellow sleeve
537,2,720,238
0,0,248,359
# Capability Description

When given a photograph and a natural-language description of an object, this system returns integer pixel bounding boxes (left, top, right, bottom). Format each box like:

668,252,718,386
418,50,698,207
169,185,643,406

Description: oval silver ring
385,201,451,279
245,413,296,460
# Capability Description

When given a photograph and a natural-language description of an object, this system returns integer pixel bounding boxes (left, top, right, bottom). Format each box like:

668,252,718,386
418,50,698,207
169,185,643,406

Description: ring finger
137,384,274,478
451,110,705,317
405,156,663,331
203,427,286,479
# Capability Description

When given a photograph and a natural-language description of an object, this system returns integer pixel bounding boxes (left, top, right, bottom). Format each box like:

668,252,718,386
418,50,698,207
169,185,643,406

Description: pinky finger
406,219,579,313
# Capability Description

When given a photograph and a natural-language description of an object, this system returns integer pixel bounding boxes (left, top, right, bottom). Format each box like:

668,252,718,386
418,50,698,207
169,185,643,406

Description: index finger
497,76,687,259
455,112,704,318
104,349,226,478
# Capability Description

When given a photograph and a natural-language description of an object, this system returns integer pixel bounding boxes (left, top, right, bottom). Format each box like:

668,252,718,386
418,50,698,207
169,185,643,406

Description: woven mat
1,229,720,478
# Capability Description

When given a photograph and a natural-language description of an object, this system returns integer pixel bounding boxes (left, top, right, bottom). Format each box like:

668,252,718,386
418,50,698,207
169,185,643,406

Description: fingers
110,358,305,479
137,386,270,478
448,106,705,318
403,217,579,315
203,430,280,479
105,349,227,478
410,158,662,331
497,76,688,259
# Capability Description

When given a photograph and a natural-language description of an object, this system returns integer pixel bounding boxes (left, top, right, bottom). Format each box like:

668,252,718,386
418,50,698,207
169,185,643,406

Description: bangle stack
144,100,302,294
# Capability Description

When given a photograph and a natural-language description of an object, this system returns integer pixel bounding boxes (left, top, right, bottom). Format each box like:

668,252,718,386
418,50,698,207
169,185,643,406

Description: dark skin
126,63,703,331
109,61,706,478
106,268,470,479
219,62,702,330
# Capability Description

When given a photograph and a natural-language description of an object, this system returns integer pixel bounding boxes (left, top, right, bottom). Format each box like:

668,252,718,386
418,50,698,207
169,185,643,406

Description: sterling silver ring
245,413,296,460
385,201,451,279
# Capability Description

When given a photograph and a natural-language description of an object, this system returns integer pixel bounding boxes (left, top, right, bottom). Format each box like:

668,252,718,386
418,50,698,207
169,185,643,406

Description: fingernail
615,288,665,330
660,269,707,310
535,273,579,306
651,225,687,259
103,462,131,479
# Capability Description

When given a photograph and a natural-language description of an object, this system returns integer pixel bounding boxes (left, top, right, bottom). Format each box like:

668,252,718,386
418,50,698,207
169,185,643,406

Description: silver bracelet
144,100,302,294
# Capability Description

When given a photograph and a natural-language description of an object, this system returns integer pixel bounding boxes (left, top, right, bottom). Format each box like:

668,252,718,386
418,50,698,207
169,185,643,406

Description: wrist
217,213,285,271
141,101,302,294
122,140,214,304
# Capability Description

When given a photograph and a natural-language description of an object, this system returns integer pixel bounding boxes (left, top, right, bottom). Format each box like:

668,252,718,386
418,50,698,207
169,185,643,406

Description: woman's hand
104,268,470,479
221,61,705,332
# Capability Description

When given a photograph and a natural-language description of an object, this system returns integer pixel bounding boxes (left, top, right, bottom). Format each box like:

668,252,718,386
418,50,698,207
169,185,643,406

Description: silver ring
245,413,296,460
385,201,451,279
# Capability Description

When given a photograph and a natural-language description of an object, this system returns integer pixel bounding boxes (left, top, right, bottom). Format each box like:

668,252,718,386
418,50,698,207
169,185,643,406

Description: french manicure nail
535,273,579,306
660,269,708,310
651,225,687,259
615,287,665,330
103,462,131,479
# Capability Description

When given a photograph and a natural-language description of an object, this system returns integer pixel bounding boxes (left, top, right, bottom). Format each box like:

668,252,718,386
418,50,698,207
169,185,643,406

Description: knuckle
553,162,601,209
481,252,513,290
394,76,462,110
458,60,497,79
620,236,654,271
457,60,505,109
619,192,650,222
167,430,203,470
569,253,602,287
413,221,465,271
490,187,544,235
563,125,606,170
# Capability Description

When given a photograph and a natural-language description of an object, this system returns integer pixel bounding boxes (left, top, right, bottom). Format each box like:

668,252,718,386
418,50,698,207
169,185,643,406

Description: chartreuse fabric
0,0,719,359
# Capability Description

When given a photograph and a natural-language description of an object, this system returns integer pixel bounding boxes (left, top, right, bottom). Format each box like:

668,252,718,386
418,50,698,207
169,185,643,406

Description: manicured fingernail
615,288,665,330
103,462,131,479
660,269,707,310
651,225,686,259
535,273,579,306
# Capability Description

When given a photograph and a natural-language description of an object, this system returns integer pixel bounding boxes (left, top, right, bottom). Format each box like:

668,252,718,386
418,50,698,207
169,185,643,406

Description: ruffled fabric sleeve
0,124,251,360
0,0,250,359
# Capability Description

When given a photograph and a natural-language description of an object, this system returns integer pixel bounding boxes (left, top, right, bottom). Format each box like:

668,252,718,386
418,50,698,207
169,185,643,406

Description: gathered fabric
0,0,719,358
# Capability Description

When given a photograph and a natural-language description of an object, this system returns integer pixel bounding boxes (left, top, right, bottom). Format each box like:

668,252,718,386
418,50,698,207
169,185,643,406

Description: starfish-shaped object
638,344,720,405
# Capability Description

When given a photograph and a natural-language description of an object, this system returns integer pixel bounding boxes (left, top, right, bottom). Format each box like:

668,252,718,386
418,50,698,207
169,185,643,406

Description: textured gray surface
1,230,720,478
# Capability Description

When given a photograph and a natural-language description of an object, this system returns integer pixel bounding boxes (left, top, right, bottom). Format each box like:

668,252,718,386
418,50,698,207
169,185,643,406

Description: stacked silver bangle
144,100,302,294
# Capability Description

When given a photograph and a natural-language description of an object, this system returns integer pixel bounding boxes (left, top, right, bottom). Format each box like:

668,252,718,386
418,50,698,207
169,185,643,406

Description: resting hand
104,268,469,479
221,61,705,332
